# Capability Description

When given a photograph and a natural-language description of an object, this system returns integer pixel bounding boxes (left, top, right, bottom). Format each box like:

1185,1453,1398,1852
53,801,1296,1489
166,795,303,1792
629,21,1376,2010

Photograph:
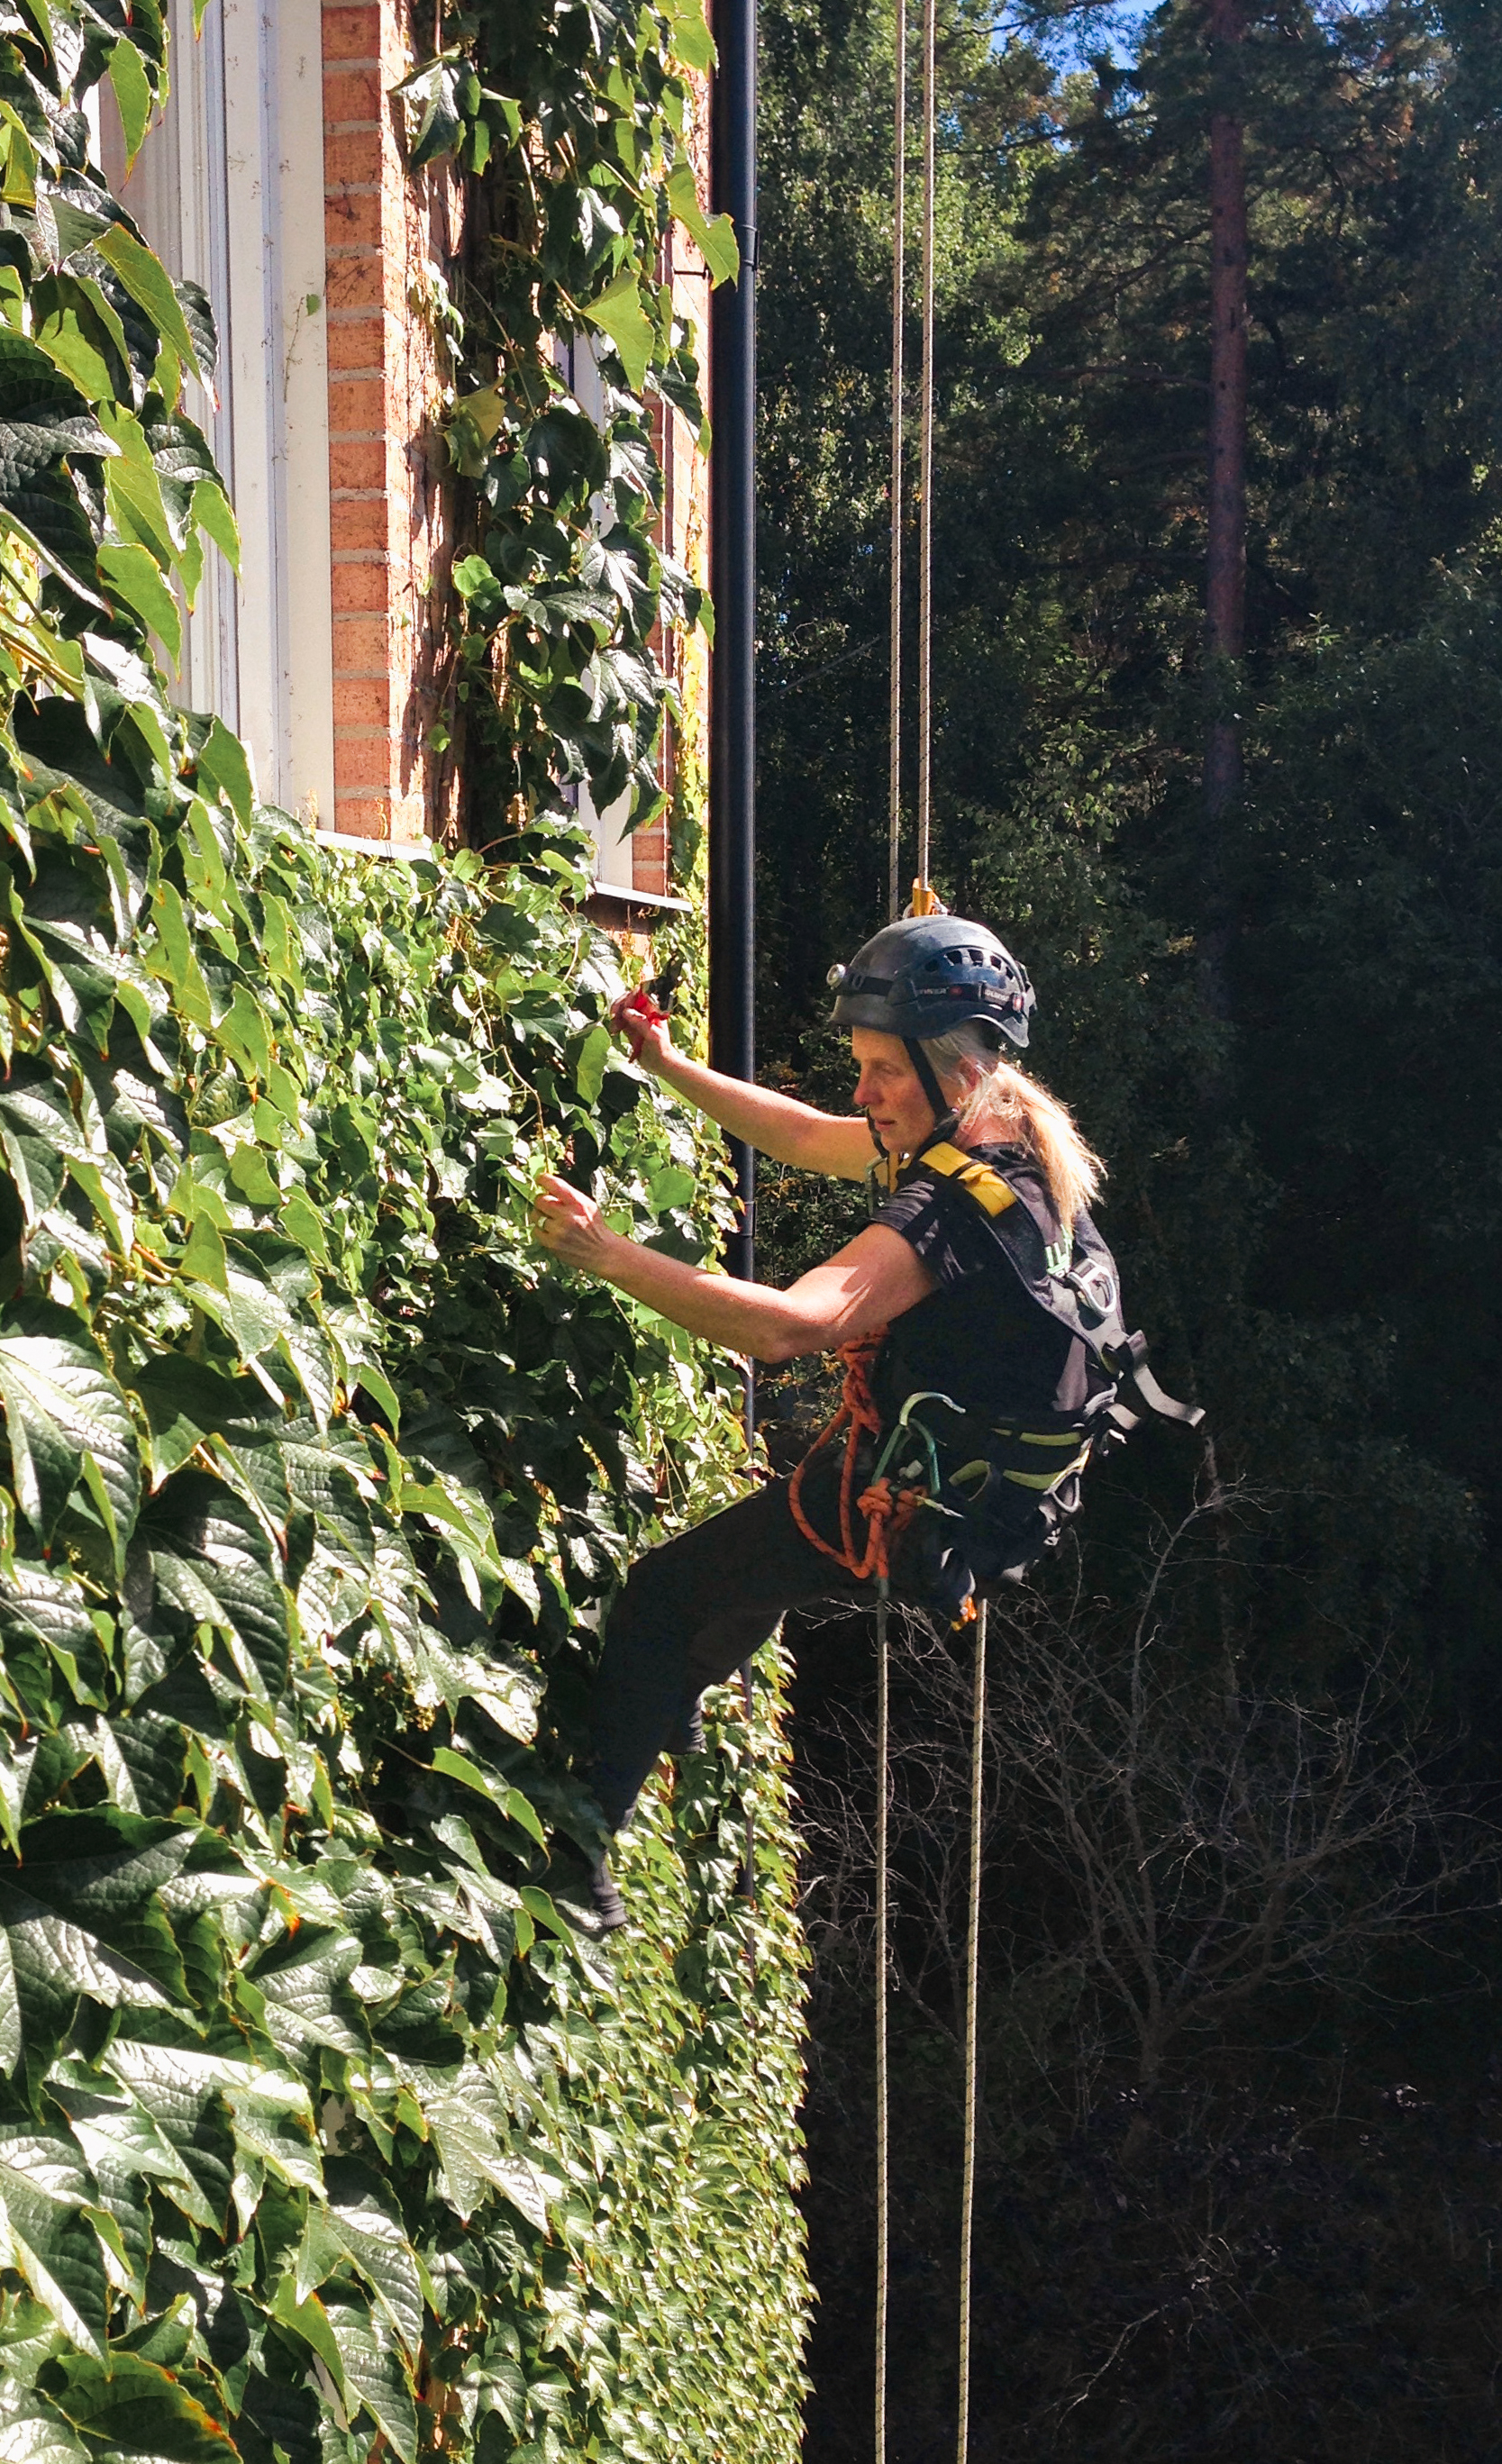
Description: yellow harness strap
919,1141,1018,1217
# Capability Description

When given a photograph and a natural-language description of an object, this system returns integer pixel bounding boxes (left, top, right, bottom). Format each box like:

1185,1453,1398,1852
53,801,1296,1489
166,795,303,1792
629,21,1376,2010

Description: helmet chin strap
904,1038,958,1150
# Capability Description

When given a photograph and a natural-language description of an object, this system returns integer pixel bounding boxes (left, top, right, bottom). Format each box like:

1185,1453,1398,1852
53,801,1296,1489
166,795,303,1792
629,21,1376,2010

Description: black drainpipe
709,0,757,1293
710,0,760,1908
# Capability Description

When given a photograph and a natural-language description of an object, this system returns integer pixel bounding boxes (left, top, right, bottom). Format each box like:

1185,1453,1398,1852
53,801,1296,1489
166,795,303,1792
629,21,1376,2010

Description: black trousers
589,1465,897,1831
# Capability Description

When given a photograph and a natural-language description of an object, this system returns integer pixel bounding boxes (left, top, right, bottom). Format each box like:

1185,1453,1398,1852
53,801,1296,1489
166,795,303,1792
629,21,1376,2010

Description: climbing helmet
827,914,1035,1051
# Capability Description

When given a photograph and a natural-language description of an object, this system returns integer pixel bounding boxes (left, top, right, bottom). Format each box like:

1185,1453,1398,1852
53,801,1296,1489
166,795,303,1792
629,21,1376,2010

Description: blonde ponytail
921,1025,1104,1227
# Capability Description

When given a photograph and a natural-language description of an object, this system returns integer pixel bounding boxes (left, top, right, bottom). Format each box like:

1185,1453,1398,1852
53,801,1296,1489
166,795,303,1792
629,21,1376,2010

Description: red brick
328,438,385,490
323,186,383,249
322,66,380,123
323,127,383,185
331,496,388,550
331,559,389,612
321,5,380,60
326,376,386,430
324,252,392,314
333,676,392,727
325,313,385,373
334,736,391,789
330,796,396,839
332,614,391,669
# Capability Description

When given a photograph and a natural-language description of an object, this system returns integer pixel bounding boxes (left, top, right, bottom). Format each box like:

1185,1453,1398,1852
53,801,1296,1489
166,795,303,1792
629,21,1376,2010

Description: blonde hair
922,1023,1104,1226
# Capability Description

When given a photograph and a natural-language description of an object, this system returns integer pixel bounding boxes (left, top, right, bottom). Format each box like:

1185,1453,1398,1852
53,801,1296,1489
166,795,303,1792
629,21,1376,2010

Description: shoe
587,1850,626,1932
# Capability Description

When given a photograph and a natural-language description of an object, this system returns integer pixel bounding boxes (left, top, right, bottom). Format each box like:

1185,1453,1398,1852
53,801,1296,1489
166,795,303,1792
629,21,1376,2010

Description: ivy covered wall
0,6,806,2463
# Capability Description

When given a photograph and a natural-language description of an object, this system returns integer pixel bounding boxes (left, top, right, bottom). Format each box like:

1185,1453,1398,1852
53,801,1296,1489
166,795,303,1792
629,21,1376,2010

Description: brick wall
322,0,460,845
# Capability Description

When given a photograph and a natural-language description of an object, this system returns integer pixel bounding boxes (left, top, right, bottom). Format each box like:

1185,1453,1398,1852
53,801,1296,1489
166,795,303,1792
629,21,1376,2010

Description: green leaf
298,2156,423,2360
0,1303,141,1567
278,1189,329,1268
573,1022,612,1104
579,269,653,394
665,162,740,287
662,0,717,68
243,1923,367,2061
429,1749,547,1849
107,38,155,169
394,53,464,171
352,1360,399,1432
270,2278,347,2402
96,544,181,664
0,2386,88,2464
140,1473,289,1701
0,2125,112,2358
146,880,212,1026
94,226,203,386
30,272,132,405
190,479,239,573
322,2296,417,2464
127,1354,276,1486
195,716,253,825
52,2074,215,2230
424,2094,551,2231
41,2351,239,2464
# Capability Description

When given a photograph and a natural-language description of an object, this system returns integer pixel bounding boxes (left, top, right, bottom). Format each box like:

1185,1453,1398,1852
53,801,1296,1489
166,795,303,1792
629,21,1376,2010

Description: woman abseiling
532,914,1176,1932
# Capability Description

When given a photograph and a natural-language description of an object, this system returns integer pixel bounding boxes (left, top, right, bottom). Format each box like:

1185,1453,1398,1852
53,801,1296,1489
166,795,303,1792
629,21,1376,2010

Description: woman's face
850,1028,941,1154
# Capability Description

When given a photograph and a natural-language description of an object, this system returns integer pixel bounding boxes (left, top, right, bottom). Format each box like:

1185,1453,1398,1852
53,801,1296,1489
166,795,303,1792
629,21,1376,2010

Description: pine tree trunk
1202,0,1247,1020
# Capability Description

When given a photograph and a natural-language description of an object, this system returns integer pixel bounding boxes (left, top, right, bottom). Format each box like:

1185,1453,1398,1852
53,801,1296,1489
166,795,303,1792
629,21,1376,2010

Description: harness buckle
1064,1259,1117,1322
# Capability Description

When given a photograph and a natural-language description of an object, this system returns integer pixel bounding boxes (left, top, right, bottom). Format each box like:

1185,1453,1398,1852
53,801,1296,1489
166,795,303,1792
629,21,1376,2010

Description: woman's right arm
635,1020,875,1179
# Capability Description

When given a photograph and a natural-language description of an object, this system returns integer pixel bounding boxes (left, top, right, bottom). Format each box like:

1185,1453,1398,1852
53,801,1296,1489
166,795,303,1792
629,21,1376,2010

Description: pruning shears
610,959,684,1061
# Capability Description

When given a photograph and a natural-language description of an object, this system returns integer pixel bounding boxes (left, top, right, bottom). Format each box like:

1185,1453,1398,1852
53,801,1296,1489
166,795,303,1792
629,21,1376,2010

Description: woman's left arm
532,1172,933,1361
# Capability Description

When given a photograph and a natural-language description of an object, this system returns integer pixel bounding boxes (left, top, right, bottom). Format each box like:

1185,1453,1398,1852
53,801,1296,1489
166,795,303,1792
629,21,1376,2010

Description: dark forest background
751,1,1502,2452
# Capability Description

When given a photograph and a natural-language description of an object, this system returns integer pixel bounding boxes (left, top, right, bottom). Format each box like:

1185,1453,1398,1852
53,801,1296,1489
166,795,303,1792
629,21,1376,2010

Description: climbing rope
874,1584,890,2464
888,0,906,928
787,1335,925,1586
915,0,937,896
875,6,988,2443
956,1602,986,2463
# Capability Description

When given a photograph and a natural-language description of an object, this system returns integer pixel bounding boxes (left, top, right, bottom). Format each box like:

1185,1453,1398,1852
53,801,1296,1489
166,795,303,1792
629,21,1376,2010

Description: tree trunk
1202,0,1247,1022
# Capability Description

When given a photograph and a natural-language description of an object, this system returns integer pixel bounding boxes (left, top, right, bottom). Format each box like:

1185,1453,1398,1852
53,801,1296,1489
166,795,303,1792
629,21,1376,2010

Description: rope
956,1600,987,2464
888,0,906,927
915,0,937,896
874,1585,890,2464
787,1335,924,1585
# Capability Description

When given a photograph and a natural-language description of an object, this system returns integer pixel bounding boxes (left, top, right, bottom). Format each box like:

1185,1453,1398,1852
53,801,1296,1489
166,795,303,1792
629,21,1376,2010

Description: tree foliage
0,7,808,2464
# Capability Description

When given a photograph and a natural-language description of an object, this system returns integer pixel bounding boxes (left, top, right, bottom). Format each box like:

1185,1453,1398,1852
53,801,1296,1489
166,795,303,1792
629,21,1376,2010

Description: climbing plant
408,0,736,838
0,7,806,2464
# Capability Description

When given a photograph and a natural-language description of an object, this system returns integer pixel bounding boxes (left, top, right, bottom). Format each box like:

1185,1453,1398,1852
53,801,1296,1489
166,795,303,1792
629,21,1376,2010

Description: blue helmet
828,914,1035,1051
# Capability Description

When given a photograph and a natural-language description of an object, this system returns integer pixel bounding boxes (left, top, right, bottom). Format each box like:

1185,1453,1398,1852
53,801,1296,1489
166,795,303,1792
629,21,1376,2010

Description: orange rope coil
787,1332,925,1584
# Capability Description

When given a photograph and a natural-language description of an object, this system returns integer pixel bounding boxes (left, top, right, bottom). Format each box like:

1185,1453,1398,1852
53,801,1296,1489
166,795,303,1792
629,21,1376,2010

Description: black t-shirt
871,1143,1089,1424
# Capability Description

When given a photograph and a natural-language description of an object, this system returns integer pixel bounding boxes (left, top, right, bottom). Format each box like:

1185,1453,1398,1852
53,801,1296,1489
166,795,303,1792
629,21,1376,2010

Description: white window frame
98,0,335,827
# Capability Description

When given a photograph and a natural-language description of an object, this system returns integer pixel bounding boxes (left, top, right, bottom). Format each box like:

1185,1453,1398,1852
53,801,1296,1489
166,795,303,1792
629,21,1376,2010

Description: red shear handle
609,986,669,1062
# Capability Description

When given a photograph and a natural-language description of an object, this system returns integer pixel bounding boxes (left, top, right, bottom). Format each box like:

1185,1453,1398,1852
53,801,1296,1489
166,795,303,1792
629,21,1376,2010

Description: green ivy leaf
41,2350,240,2464
298,2156,423,2360
106,38,154,171
579,269,653,394
664,163,740,287
0,2126,111,2359
0,1304,141,1567
93,226,203,386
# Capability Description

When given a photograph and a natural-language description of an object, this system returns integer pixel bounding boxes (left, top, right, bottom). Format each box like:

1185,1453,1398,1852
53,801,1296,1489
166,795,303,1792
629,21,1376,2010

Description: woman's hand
532,1173,622,1275
609,987,677,1074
